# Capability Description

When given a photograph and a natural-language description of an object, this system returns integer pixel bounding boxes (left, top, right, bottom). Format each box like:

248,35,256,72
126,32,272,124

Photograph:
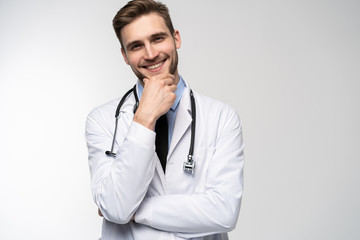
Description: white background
1,0,359,239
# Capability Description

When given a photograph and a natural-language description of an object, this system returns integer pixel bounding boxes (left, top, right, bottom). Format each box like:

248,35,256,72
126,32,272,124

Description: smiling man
120,12,181,131
85,0,244,239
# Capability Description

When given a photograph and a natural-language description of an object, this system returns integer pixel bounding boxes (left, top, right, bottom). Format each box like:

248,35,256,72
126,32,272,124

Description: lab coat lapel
167,83,192,160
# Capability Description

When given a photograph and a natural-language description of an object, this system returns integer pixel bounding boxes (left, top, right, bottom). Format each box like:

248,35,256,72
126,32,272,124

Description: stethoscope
105,84,197,175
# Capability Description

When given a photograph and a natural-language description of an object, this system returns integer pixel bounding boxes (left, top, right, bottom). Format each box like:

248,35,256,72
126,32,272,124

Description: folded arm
86,109,157,224
135,108,244,238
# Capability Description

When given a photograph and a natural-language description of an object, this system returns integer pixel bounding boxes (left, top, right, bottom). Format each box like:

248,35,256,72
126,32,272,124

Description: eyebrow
125,31,170,51
151,32,169,39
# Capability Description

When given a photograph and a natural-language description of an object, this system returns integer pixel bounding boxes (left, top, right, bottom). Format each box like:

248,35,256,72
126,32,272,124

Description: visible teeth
147,62,163,69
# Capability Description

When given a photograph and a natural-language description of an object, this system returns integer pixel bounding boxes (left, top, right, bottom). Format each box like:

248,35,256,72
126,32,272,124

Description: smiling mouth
144,59,166,70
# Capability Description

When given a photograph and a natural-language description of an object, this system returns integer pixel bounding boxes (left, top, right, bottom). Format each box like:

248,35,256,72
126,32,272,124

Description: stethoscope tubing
106,84,196,174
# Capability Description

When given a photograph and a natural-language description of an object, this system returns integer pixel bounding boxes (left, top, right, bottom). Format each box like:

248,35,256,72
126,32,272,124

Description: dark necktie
155,114,168,172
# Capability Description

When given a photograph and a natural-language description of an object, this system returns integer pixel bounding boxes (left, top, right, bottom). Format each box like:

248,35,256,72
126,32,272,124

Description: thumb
143,78,149,86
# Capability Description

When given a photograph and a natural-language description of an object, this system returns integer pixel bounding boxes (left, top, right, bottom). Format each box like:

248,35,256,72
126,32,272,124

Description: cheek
159,41,176,55
162,46,177,58
127,53,141,67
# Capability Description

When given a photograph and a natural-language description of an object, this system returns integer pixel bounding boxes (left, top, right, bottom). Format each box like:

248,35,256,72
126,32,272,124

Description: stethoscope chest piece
183,155,195,175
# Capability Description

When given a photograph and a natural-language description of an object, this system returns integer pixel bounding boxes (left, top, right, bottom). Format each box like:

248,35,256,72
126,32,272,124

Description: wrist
133,111,157,131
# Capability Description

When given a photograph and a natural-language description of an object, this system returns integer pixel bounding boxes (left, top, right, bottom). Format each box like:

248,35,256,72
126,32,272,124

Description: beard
131,50,179,83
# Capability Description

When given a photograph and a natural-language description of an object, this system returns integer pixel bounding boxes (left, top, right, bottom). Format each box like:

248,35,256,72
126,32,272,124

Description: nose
144,44,158,60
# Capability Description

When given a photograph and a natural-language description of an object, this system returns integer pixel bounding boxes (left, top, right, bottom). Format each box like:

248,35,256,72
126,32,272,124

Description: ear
121,48,130,65
173,30,181,49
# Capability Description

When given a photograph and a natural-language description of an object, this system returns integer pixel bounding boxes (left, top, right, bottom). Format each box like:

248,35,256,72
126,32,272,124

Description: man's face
120,13,181,84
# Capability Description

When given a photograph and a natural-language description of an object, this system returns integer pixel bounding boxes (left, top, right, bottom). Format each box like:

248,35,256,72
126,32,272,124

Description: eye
154,36,164,42
131,43,142,51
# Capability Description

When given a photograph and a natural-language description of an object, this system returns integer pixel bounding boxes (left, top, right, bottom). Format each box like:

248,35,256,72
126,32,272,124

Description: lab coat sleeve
86,108,157,224
135,107,244,238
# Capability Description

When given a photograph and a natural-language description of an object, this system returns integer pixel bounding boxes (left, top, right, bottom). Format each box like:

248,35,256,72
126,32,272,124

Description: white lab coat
85,79,244,240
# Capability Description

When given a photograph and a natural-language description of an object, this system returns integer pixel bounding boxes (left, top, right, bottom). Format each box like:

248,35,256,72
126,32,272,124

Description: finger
164,78,175,86
157,73,174,81
143,78,149,86
166,74,175,81
169,84,177,93
98,208,103,217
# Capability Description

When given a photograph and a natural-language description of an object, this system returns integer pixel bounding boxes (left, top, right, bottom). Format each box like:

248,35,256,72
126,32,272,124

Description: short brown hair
113,0,175,48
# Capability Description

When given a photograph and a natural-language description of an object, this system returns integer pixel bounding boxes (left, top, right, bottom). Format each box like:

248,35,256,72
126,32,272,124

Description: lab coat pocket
165,146,215,195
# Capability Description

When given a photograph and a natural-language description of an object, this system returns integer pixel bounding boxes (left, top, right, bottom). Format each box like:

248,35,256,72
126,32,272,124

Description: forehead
120,13,170,45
